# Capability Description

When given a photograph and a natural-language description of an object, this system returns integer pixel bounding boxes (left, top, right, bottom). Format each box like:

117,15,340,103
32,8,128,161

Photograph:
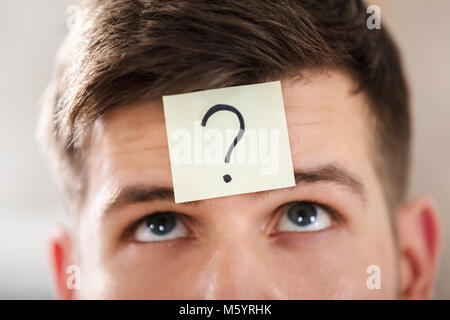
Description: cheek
77,241,202,299
74,223,398,299
269,230,398,299
75,240,398,299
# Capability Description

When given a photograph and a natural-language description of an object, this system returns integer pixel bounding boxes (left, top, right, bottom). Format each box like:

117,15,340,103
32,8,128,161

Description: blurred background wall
0,0,448,299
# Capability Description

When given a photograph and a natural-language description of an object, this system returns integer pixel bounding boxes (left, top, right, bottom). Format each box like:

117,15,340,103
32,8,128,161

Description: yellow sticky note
162,81,295,203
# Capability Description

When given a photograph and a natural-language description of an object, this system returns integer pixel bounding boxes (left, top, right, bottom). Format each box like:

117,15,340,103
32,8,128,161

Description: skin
49,69,441,299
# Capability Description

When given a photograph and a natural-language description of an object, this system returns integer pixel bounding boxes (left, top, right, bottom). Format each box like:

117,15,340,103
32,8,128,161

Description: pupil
146,213,176,235
287,202,317,227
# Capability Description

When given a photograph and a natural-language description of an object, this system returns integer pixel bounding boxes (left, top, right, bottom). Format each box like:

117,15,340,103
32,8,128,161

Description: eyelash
270,200,344,234
124,200,345,242
287,200,342,222
122,214,192,242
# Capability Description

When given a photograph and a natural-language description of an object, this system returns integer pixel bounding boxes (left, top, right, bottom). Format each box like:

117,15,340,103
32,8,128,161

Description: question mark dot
223,175,232,183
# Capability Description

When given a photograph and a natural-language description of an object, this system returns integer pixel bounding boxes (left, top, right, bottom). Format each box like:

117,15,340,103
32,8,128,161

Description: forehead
85,69,374,207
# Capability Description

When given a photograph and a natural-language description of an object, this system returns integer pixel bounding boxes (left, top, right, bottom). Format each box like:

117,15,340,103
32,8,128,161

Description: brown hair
38,0,410,212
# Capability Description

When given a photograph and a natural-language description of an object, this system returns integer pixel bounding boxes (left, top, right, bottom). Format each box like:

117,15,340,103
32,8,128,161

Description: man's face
72,69,398,299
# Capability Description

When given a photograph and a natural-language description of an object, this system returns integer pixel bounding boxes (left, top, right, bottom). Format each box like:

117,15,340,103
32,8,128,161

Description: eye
134,212,189,242
277,201,332,233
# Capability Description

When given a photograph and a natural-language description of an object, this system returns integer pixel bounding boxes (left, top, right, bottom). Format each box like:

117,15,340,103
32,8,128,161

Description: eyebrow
100,163,366,216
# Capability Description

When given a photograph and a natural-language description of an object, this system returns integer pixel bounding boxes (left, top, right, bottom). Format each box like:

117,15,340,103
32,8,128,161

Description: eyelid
268,200,344,235
308,202,342,222
122,211,193,242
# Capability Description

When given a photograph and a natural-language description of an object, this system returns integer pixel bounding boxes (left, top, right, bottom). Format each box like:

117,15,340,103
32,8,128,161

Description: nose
194,220,285,299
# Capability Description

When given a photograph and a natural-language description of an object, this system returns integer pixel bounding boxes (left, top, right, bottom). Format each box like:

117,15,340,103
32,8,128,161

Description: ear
48,225,76,300
397,195,442,299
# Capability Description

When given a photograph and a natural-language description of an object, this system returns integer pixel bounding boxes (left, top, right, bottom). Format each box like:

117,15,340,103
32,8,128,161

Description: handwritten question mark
201,104,245,183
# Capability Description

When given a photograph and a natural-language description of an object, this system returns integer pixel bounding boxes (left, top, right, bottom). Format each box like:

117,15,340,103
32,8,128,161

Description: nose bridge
197,219,283,299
